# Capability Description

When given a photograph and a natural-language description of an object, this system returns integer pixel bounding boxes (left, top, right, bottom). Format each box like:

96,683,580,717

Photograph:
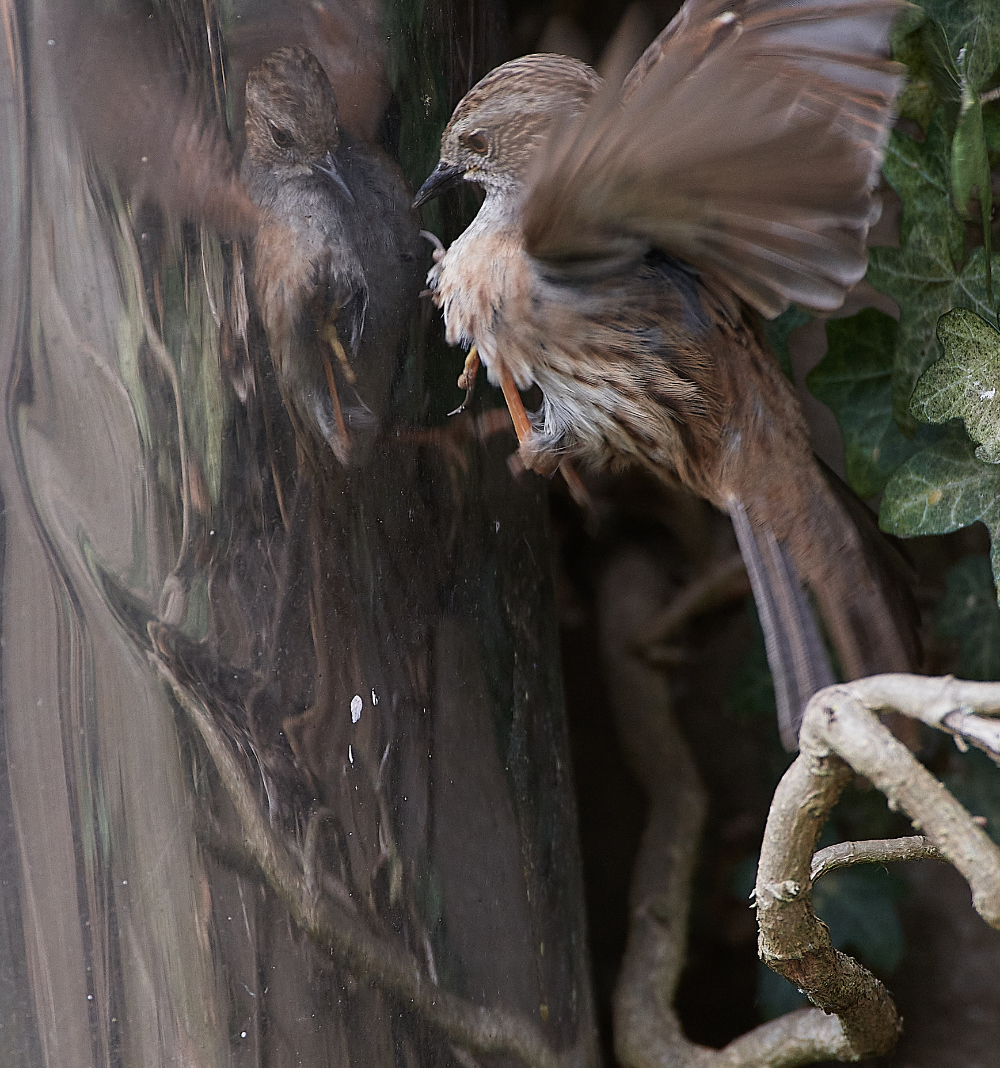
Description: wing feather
524,0,906,318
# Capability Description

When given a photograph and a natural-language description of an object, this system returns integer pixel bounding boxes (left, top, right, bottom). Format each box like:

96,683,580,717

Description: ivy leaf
881,118,964,250
869,243,998,434
871,119,966,432
952,53,993,296
917,0,1000,91
919,19,962,109
892,11,935,129
911,309,1000,462
762,304,810,381
936,556,1000,679
879,433,1000,600
808,310,921,498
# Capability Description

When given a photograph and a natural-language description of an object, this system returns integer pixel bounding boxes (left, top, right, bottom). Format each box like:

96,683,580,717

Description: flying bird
414,0,917,748
242,46,420,466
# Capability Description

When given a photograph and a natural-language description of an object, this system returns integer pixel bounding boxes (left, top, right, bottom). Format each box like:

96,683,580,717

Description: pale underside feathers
524,0,907,318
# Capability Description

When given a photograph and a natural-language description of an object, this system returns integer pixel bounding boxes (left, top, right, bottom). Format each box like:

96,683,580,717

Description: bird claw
419,229,446,263
447,392,474,417
449,346,480,415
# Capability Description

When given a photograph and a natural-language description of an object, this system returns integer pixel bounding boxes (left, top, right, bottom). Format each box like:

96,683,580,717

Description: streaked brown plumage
242,47,420,466
415,0,918,748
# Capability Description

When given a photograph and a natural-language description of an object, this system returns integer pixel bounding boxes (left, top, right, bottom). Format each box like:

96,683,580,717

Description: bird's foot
324,321,357,385
319,351,351,464
419,228,445,262
448,346,481,416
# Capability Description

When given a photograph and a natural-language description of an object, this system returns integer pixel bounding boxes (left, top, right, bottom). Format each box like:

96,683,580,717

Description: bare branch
755,746,899,1059
801,678,1000,928
810,836,942,883
756,674,1000,1061
841,674,1000,763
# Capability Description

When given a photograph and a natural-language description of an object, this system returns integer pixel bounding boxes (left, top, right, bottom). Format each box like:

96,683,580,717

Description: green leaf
912,309,1000,462
762,304,810,381
952,53,993,296
953,75,991,221
936,556,1000,679
917,1,1000,91
869,242,998,433
894,20,938,130
881,118,964,252
880,434,997,536
879,433,1000,600
891,4,927,49
808,310,920,498
920,19,962,108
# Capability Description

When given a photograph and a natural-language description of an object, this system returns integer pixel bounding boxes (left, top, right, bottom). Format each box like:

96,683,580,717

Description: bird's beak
312,151,354,204
413,161,465,208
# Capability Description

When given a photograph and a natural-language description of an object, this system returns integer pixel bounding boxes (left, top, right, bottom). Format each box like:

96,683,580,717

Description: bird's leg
323,319,357,385
496,358,535,444
495,357,592,511
321,347,351,461
448,345,481,416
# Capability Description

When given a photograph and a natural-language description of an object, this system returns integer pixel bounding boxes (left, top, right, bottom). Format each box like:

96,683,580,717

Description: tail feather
732,464,920,751
730,499,834,750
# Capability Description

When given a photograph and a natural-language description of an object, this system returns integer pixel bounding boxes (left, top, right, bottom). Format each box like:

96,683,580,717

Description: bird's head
244,47,349,193
414,54,600,207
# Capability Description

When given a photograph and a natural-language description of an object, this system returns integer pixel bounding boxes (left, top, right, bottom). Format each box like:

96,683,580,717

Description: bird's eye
464,131,488,155
269,124,294,149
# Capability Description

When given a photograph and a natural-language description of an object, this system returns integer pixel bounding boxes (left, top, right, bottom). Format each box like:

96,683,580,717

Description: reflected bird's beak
312,151,354,203
413,161,465,208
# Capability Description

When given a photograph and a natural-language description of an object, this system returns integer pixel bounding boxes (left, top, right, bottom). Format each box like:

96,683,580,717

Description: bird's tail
732,463,920,750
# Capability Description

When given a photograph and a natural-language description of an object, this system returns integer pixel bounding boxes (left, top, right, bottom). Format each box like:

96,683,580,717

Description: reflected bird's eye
269,124,294,149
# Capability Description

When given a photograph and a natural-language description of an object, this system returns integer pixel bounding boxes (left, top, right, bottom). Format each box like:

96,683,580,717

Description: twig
810,836,942,883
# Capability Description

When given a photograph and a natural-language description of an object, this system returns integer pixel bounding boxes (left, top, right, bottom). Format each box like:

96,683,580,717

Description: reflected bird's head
414,54,600,206
245,46,350,196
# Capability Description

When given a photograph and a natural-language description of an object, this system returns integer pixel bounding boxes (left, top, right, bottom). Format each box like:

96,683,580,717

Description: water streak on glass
0,1,599,1064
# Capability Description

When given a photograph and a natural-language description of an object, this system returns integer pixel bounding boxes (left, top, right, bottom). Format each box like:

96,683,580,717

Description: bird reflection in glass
414,0,919,748
242,46,420,466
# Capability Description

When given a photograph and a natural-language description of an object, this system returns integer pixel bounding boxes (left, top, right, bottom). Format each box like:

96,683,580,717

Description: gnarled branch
756,675,1000,1061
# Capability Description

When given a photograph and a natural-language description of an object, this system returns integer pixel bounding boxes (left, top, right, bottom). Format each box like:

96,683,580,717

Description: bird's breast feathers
431,226,540,388
430,227,718,471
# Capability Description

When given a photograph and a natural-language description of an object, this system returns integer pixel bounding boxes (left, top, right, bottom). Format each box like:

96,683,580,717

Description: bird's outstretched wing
524,0,906,318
